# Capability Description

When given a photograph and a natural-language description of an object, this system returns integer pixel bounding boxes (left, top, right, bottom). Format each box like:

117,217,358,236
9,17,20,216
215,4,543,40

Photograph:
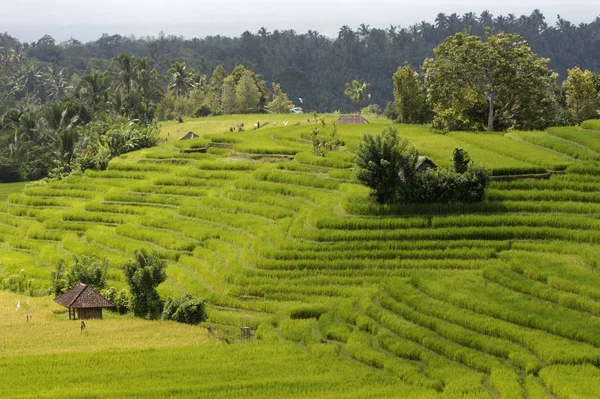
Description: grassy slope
1,116,600,398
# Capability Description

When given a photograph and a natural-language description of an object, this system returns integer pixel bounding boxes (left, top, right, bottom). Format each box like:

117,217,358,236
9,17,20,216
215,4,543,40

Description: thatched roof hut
180,131,199,140
336,115,369,124
416,156,437,172
54,283,115,320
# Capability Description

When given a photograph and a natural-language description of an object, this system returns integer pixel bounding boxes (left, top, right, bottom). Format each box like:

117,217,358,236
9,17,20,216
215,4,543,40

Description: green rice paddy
1,117,600,398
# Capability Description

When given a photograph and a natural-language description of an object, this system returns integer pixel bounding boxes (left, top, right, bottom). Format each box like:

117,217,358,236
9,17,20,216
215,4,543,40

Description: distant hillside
2,10,599,112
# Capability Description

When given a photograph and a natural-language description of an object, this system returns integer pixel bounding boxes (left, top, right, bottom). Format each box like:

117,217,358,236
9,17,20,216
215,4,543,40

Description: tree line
389,31,600,131
0,43,293,182
1,9,599,113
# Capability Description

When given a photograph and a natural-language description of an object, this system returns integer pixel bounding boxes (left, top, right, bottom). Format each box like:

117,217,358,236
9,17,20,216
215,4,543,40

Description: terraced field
2,117,600,397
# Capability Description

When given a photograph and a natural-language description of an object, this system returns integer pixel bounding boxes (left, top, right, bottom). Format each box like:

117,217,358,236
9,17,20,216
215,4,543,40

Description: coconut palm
41,65,71,101
167,61,191,96
113,53,136,94
79,70,111,112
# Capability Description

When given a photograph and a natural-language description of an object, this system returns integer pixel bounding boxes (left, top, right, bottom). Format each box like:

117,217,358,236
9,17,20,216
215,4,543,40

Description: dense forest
1,9,600,184
1,9,600,112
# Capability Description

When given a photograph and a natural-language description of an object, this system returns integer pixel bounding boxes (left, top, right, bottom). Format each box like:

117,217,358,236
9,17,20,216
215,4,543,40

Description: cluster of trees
51,250,206,324
0,41,295,182
2,10,599,112
156,63,293,120
356,127,488,204
389,31,600,131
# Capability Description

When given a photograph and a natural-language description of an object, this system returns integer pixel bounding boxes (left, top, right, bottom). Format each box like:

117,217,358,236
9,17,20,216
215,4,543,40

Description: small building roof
336,115,369,124
54,283,115,309
180,131,199,140
416,156,437,171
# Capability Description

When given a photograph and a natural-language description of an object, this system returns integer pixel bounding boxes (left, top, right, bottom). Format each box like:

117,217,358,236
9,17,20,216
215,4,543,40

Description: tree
67,255,109,291
355,126,417,204
113,53,135,94
208,65,227,115
563,67,599,123
344,80,370,111
423,32,557,131
221,75,237,114
79,70,111,112
392,63,431,124
167,61,191,97
452,147,471,174
122,249,167,319
235,72,261,113
266,83,293,113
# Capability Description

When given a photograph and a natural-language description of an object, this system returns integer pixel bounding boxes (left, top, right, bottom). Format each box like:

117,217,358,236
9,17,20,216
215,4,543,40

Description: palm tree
41,65,70,101
448,13,461,34
435,13,448,32
134,57,164,114
479,10,494,27
529,9,548,32
79,70,111,111
358,23,371,41
167,61,191,96
462,12,477,30
40,103,79,166
258,27,270,39
113,53,136,94
11,63,42,97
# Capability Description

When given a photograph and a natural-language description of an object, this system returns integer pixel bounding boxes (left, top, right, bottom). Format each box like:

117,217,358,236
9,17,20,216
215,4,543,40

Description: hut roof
336,115,369,124
180,131,199,140
416,156,437,170
54,283,115,309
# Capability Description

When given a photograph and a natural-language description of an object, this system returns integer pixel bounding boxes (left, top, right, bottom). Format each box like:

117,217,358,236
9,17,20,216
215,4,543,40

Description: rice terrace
3,4,600,398
0,112,598,397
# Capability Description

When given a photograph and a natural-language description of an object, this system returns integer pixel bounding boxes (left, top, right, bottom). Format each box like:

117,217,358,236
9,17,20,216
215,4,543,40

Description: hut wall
78,308,103,320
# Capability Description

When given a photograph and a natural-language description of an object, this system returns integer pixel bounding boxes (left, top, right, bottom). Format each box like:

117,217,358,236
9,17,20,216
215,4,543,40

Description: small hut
416,156,437,172
336,115,369,124
54,283,115,320
180,131,199,140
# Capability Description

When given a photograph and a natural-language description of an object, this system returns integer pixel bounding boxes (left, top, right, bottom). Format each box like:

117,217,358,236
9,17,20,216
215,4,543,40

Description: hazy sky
3,0,600,42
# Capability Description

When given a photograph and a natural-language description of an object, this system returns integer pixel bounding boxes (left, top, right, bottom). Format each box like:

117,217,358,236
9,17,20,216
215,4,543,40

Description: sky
2,0,599,43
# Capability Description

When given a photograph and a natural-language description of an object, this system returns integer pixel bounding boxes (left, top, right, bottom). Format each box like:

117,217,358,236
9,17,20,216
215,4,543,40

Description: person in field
81,320,86,333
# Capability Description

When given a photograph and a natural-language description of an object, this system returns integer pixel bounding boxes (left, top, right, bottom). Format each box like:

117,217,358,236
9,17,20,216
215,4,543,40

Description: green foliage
424,32,557,131
266,83,293,114
235,71,262,113
344,80,370,110
51,255,109,295
310,118,342,156
101,287,131,314
563,67,600,124
356,127,487,204
162,294,207,324
122,249,167,319
355,126,413,204
452,147,471,174
392,62,431,124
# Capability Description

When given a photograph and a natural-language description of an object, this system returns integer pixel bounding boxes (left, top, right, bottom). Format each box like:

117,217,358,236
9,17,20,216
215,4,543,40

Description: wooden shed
416,156,437,172
54,283,115,320
180,131,199,140
335,115,369,124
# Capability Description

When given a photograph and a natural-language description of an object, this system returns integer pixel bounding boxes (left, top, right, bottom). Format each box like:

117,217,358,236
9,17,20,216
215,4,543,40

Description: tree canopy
423,32,557,131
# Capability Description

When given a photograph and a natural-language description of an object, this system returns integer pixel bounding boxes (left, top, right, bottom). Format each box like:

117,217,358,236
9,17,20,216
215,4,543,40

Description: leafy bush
162,294,207,325
356,127,488,204
101,287,131,314
123,249,167,319
51,255,109,296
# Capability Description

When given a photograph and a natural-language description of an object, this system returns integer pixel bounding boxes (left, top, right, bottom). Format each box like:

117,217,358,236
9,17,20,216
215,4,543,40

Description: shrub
162,294,207,325
102,287,131,314
123,249,167,319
